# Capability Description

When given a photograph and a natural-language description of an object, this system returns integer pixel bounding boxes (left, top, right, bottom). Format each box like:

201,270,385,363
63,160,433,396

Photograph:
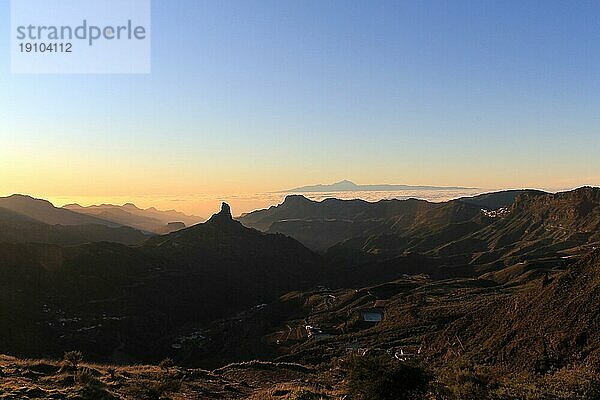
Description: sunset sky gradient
1,0,599,216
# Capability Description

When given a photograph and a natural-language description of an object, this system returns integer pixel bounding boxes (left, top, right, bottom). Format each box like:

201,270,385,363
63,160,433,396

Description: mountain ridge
64,202,203,234
0,206,149,245
0,202,325,362
0,194,123,227
2,187,600,385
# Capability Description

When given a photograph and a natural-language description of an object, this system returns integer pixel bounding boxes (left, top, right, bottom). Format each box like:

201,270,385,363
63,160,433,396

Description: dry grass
3,354,600,399
0,354,346,400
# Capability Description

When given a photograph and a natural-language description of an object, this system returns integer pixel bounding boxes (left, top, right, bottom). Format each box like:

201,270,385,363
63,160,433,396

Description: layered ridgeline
0,203,324,362
0,194,200,245
0,195,123,227
0,195,149,245
240,188,600,276
64,202,203,234
1,187,600,380
238,190,545,251
233,189,600,377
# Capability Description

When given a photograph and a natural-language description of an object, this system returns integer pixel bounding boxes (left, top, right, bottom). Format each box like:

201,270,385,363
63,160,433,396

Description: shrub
75,367,96,386
129,377,181,400
158,358,175,370
489,367,600,400
75,367,117,400
441,361,492,400
294,390,331,399
346,355,431,400
106,367,116,381
79,382,116,400
64,350,84,370
436,363,600,400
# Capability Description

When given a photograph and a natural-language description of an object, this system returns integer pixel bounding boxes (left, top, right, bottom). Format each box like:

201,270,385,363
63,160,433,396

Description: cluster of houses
354,347,416,361
481,207,510,218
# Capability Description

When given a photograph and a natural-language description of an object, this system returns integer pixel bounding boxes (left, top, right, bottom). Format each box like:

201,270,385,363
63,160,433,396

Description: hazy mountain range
278,179,476,193
0,194,204,247
0,194,149,245
64,202,204,234
0,194,122,227
1,187,600,397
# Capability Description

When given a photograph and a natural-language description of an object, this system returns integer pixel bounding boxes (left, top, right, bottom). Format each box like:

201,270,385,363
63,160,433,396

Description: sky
1,0,599,216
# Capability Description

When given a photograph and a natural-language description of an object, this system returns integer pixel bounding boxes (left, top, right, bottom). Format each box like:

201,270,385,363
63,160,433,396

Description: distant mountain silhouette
0,194,121,227
64,203,203,234
0,206,149,245
0,195,149,245
278,179,475,193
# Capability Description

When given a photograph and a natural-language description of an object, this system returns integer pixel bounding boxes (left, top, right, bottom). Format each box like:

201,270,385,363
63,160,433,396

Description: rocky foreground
3,353,600,400
0,354,343,400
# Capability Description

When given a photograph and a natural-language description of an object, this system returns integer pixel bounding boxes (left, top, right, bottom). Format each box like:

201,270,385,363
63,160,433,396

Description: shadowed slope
0,207,149,245
429,249,600,371
0,203,324,362
0,195,121,227
65,202,203,234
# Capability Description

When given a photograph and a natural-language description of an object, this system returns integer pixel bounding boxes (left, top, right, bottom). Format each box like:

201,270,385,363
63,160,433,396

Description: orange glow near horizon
0,180,597,219
2,143,598,217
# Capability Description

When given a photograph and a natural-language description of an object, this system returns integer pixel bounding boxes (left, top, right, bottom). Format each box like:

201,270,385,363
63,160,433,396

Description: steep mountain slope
0,195,120,227
240,192,535,253
0,203,324,362
255,188,600,373
435,187,600,270
428,249,600,371
0,207,149,245
144,203,324,298
330,188,600,270
239,195,464,251
64,203,203,234
239,195,385,231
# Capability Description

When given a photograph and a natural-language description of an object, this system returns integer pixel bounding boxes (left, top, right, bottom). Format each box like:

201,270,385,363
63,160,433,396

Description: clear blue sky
1,0,599,213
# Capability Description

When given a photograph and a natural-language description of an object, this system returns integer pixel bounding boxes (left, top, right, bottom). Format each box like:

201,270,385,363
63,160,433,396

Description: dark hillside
0,203,325,363
0,207,149,245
